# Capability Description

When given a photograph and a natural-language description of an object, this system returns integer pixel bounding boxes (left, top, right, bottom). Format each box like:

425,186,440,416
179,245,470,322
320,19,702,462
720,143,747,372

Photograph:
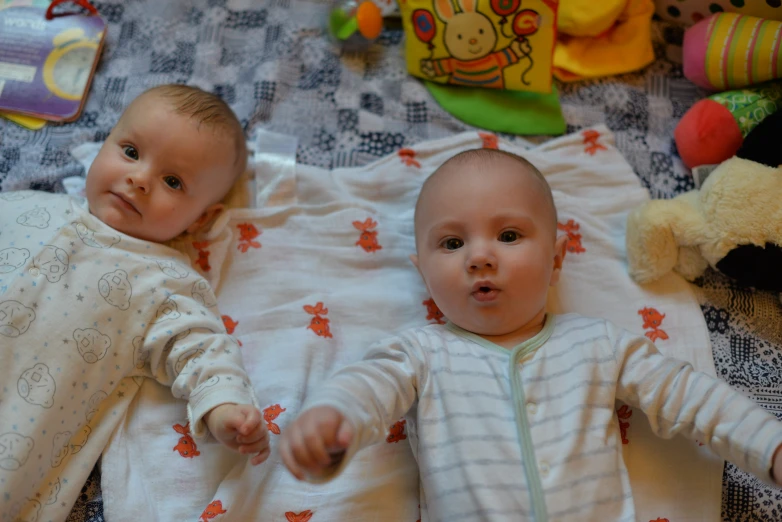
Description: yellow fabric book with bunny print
400,0,558,93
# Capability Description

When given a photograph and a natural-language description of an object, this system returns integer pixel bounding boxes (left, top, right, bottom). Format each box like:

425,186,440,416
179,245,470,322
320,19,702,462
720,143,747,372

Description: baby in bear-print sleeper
0,191,259,522
0,84,270,522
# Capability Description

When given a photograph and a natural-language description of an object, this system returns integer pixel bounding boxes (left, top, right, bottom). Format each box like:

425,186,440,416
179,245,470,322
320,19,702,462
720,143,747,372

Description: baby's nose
469,38,477,45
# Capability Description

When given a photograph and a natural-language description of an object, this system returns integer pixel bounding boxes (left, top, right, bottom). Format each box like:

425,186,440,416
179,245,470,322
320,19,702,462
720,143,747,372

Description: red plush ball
674,99,743,169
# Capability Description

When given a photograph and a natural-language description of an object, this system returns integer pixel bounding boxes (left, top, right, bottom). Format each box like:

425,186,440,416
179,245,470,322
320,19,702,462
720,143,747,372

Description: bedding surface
0,1,779,520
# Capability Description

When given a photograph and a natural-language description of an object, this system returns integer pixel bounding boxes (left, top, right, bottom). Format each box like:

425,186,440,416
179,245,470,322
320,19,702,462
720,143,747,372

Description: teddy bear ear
735,110,782,168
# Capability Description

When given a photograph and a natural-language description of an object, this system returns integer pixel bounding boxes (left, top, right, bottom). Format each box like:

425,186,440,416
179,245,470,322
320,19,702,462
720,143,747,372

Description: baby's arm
280,334,427,482
138,280,266,463
612,323,782,485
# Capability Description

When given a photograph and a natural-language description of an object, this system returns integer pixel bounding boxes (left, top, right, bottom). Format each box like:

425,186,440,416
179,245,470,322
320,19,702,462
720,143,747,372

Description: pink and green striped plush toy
684,12,782,91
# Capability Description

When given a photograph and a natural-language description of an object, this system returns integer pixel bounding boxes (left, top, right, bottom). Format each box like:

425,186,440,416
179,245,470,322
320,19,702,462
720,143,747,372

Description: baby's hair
414,148,558,236
141,84,247,179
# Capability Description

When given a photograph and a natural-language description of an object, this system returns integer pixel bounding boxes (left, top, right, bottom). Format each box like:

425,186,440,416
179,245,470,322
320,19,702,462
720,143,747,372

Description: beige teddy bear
626,156,782,301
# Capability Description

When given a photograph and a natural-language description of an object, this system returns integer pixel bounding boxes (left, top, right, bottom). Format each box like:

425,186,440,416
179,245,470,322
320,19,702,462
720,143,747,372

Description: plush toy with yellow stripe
684,13,782,91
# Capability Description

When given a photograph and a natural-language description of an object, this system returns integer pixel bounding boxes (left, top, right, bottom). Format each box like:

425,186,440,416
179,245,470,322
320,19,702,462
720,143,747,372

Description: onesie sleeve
138,276,257,439
300,332,428,482
611,321,782,485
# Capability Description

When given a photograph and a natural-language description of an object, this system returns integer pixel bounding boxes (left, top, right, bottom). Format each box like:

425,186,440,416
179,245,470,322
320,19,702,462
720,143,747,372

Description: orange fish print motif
237,223,262,253
192,240,211,272
285,510,314,522
304,302,333,338
398,148,421,168
422,298,445,325
582,129,607,155
387,419,407,443
200,500,227,521
557,220,586,254
650,519,670,522
353,218,382,253
638,307,669,342
616,405,633,445
263,404,286,435
221,315,243,347
172,422,200,458
479,132,499,149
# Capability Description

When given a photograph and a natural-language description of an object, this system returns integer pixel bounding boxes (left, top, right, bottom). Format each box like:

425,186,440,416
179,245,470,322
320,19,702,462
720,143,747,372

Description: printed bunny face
18,363,55,408
73,328,111,363
0,248,30,274
98,269,132,310
0,432,34,471
434,0,497,61
0,300,36,337
33,246,69,283
51,431,71,467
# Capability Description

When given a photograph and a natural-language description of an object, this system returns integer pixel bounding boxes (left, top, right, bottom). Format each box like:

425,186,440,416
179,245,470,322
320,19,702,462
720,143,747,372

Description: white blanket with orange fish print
98,127,723,522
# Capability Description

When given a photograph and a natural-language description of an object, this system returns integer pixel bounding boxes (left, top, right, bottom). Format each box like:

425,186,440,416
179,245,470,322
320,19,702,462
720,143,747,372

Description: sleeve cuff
187,385,259,440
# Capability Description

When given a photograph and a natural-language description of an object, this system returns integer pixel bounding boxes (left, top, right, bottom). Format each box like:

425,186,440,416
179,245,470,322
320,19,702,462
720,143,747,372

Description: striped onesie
305,313,782,522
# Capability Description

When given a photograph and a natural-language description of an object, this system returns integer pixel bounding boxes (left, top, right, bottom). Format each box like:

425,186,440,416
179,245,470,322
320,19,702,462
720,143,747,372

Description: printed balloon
490,0,520,18
412,9,436,44
512,9,540,37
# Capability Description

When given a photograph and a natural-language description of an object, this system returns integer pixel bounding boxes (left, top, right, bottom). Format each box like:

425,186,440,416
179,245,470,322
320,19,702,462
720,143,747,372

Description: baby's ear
549,235,568,287
409,254,419,269
187,203,224,234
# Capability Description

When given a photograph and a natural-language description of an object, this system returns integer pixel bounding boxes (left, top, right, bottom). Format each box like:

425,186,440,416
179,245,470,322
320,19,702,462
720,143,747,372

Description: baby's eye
457,34,462,40
164,176,182,190
499,231,520,242
123,146,138,160
442,238,463,250
479,28,484,35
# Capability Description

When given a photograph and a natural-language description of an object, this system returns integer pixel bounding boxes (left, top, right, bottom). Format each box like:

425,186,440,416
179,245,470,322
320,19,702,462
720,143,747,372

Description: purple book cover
0,3,105,121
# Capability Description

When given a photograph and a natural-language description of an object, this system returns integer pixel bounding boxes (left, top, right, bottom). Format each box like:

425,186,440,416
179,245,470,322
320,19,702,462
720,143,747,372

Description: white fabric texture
98,127,724,521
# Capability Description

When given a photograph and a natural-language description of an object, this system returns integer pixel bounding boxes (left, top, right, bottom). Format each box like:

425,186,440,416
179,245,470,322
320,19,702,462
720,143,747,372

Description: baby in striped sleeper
280,148,782,521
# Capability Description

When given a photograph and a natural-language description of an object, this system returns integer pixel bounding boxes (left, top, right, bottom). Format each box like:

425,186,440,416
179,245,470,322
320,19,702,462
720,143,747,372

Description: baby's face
413,159,565,341
85,93,237,242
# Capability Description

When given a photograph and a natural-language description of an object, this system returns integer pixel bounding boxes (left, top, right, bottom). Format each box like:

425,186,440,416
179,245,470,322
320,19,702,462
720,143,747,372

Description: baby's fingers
250,446,271,466
237,406,262,436
279,431,306,480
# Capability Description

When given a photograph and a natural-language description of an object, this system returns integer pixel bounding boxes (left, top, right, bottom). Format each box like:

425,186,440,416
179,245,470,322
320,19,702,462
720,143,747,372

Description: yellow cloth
553,0,655,82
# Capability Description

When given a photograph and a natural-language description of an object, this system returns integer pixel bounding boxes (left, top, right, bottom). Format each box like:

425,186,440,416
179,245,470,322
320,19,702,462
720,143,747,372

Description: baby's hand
205,403,270,465
773,443,782,487
279,406,354,481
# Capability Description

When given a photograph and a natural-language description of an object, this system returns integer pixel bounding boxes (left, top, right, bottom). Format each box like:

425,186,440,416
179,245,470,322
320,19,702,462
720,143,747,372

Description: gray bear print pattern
70,425,91,454
17,364,56,408
0,300,35,337
16,208,50,229
73,328,111,363
0,432,35,471
45,479,60,506
86,391,108,421
0,192,32,201
32,246,69,283
50,431,71,468
98,269,132,310
132,336,149,370
191,280,217,308
174,347,204,375
72,222,120,249
14,497,42,522
0,248,30,274
154,298,180,323
156,259,189,279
